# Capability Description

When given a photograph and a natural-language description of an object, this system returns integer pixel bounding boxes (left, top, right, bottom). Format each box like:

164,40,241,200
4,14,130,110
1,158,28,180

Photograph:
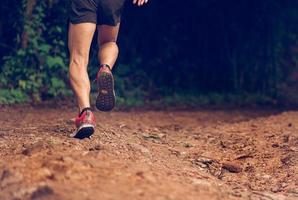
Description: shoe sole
72,124,94,139
96,71,115,112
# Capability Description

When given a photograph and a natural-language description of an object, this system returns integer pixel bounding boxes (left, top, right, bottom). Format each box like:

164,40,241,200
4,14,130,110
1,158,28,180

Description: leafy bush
0,0,70,103
0,89,29,104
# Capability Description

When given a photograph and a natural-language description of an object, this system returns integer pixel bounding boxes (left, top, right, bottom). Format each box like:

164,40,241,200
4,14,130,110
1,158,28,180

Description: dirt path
0,106,297,200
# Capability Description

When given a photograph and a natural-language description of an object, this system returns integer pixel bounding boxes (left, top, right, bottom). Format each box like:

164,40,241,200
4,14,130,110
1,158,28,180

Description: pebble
222,162,242,173
136,172,157,183
60,156,74,163
272,143,279,148
142,133,165,140
30,185,54,200
196,157,214,164
280,156,291,165
183,143,194,148
262,174,271,180
22,141,44,156
129,143,150,155
290,146,298,152
271,186,282,193
38,168,54,180
89,144,102,151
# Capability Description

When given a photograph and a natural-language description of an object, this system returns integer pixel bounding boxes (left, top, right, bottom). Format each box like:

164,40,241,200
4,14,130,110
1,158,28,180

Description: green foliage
0,0,69,103
0,89,29,104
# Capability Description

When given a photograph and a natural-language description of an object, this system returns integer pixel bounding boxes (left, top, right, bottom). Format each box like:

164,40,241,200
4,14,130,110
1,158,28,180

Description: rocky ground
0,106,297,200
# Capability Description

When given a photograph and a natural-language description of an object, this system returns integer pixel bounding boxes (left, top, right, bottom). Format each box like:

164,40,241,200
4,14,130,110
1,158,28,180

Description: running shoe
71,107,95,139
95,64,116,111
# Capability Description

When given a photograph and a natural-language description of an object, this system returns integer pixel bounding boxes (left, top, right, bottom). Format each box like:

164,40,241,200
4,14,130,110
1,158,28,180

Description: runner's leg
95,24,120,111
97,23,120,69
69,23,96,112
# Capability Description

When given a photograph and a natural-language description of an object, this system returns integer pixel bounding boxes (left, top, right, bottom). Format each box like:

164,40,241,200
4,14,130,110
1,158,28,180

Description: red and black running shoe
71,108,95,139
95,64,116,112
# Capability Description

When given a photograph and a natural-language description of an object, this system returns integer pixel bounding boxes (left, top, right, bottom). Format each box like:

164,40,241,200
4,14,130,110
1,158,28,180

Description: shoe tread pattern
96,72,115,112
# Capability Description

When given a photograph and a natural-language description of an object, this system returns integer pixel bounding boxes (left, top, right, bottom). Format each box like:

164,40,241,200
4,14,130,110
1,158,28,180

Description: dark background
0,0,298,106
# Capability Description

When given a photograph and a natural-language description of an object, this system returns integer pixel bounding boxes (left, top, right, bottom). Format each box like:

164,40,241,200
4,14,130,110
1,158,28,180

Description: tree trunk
21,0,37,49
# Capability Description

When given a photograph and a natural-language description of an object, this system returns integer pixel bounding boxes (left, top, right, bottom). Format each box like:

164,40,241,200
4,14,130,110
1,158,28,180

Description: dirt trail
0,106,297,200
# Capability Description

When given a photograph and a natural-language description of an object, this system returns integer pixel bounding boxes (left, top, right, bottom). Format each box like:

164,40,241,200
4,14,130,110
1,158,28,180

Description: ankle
79,107,92,116
100,64,112,70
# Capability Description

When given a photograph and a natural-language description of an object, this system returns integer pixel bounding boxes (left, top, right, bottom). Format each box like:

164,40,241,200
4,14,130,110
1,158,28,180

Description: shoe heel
96,72,115,112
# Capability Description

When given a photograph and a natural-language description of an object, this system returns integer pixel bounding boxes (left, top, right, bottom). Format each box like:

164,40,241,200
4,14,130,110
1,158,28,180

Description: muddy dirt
0,106,297,200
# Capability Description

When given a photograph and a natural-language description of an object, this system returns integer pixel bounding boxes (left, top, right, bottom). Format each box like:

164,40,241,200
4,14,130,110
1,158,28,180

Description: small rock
193,157,214,169
60,156,74,163
196,162,208,169
262,174,271,180
89,144,102,151
220,141,227,148
119,124,127,129
272,143,279,148
193,135,200,140
235,153,253,160
183,143,194,148
271,185,282,193
168,148,180,156
30,185,54,200
196,157,214,165
22,142,44,156
283,135,289,143
281,183,288,188
130,143,150,155
290,146,298,152
142,133,165,140
222,162,242,173
136,171,144,177
281,156,291,165
38,168,54,180
230,191,242,197
136,171,156,183
94,145,101,150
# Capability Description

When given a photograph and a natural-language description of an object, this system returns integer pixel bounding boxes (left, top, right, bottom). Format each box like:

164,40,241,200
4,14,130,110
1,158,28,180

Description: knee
99,40,118,48
69,51,89,69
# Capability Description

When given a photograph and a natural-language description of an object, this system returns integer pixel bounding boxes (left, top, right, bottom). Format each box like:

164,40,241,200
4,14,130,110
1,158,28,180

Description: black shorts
69,0,126,26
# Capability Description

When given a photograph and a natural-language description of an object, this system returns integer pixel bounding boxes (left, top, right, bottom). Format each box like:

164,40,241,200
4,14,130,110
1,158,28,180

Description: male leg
98,24,120,69
68,23,96,139
69,23,96,112
95,24,120,111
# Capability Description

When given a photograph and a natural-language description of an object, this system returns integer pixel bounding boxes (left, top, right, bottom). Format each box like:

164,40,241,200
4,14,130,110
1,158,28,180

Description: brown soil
0,106,297,200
